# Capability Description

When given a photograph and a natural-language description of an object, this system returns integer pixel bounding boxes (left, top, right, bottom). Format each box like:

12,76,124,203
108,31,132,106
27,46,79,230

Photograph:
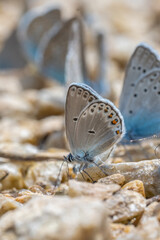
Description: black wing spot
134,93,137,97
143,69,146,73
78,89,82,95
132,66,136,70
83,92,88,98
150,78,154,82
138,66,141,70
131,83,135,87
154,73,157,77
144,88,147,92
129,110,133,114
88,96,94,102
158,91,160,95
73,117,78,122
154,86,157,90
88,130,95,134
71,87,76,91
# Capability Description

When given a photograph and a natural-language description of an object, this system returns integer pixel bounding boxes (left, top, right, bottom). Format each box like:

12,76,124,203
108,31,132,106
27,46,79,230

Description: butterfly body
65,83,125,172
65,152,92,164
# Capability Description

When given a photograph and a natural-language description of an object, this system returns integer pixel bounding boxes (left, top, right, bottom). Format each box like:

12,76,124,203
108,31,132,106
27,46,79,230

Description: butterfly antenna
66,161,71,180
55,160,65,188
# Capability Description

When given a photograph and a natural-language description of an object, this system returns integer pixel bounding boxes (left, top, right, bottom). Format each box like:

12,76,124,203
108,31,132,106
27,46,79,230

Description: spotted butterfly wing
73,99,124,158
120,43,160,111
119,43,160,140
65,83,100,154
65,83,125,158
121,69,160,139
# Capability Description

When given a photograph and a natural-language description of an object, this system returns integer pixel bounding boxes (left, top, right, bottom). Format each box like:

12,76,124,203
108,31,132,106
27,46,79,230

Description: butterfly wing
85,33,109,96
18,6,61,61
65,83,101,154
64,20,83,87
120,43,160,111
121,69,160,139
36,18,82,84
73,99,125,158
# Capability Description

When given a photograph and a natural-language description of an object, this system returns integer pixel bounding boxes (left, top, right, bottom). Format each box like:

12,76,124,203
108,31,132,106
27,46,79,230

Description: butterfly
18,6,62,62
36,17,82,84
18,6,109,95
119,43,160,141
65,83,125,172
83,32,109,96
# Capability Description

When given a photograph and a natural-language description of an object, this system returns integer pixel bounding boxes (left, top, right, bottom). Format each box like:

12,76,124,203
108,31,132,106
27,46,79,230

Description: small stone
122,180,145,197
0,163,24,190
24,162,63,188
105,190,146,223
0,196,111,240
117,217,160,240
0,195,21,216
68,180,120,199
98,174,125,186
111,223,135,240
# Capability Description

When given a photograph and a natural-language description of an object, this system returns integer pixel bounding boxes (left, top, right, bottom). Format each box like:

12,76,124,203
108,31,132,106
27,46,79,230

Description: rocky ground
0,0,160,239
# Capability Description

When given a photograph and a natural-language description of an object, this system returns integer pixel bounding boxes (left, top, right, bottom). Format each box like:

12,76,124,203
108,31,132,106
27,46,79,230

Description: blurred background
0,0,159,101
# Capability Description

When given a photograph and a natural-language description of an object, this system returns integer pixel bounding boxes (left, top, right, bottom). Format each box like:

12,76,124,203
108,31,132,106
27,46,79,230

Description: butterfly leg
79,163,95,183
